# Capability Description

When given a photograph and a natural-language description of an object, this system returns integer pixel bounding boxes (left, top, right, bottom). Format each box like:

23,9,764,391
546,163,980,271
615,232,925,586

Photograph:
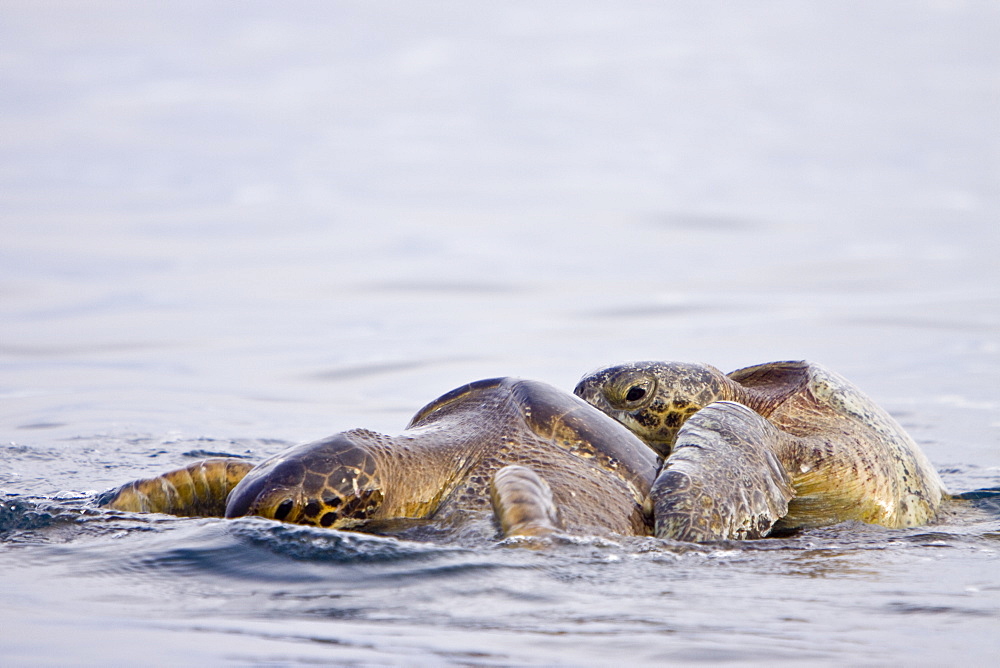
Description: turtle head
574,361,731,457
225,434,385,530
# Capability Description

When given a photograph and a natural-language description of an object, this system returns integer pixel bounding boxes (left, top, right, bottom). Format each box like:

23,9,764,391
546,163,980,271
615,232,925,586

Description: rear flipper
490,465,562,537
96,458,255,517
651,402,795,542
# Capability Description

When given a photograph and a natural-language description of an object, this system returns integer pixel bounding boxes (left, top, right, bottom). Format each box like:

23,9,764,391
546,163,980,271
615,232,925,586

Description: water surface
2,2,999,665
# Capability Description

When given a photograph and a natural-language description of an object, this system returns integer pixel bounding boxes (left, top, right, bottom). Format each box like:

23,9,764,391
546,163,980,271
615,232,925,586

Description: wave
0,495,90,537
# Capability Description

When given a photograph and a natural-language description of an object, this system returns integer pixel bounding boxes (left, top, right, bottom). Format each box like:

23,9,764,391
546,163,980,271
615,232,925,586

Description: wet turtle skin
100,378,660,539
575,360,947,541
649,401,796,542
96,458,255,517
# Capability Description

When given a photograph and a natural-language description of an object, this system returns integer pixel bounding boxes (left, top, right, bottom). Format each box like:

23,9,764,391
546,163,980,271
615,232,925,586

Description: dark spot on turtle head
323,495,343,509
663,412,683,428
341,488,383,517
635,410,660,428
320,512,337,527
672,398,689,409
303,500,321,518
273,499,295,522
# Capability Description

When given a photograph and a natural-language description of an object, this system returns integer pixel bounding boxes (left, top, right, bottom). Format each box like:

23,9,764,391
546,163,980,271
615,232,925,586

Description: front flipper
651,402,795,542
490,465,562,537
96,458,255,517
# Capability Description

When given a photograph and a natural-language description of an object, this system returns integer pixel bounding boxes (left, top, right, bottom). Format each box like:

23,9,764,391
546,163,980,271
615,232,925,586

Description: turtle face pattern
225,434,386,530
574,361,731,457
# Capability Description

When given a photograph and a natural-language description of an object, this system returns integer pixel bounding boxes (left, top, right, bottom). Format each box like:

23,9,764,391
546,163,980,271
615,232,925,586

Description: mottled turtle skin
574,361,947,542
100,378,659,540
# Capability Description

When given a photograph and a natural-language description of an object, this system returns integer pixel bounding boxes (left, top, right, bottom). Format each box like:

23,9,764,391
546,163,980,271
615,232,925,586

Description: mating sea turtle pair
99,361,947,542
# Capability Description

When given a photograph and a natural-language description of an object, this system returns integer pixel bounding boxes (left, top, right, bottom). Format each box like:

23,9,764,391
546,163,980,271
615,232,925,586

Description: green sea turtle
574,360,948,542
99,378,659,540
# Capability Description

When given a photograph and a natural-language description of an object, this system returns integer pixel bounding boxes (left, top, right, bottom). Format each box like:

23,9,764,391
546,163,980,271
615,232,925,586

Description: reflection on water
2,0,999,665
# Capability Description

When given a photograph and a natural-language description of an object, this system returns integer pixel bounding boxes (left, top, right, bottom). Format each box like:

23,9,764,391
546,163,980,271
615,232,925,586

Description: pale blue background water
2,2,999,665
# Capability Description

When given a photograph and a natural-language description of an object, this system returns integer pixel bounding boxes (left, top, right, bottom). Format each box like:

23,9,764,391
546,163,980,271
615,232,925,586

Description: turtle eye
625,386,646,402
601,372,655,409
273,498,295,521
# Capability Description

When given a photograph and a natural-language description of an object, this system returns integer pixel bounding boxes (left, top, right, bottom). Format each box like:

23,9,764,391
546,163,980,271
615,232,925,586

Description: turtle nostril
273,498,295,521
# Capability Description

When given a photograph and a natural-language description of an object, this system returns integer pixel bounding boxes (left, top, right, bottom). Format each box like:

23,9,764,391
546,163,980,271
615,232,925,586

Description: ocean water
2,2,999,665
